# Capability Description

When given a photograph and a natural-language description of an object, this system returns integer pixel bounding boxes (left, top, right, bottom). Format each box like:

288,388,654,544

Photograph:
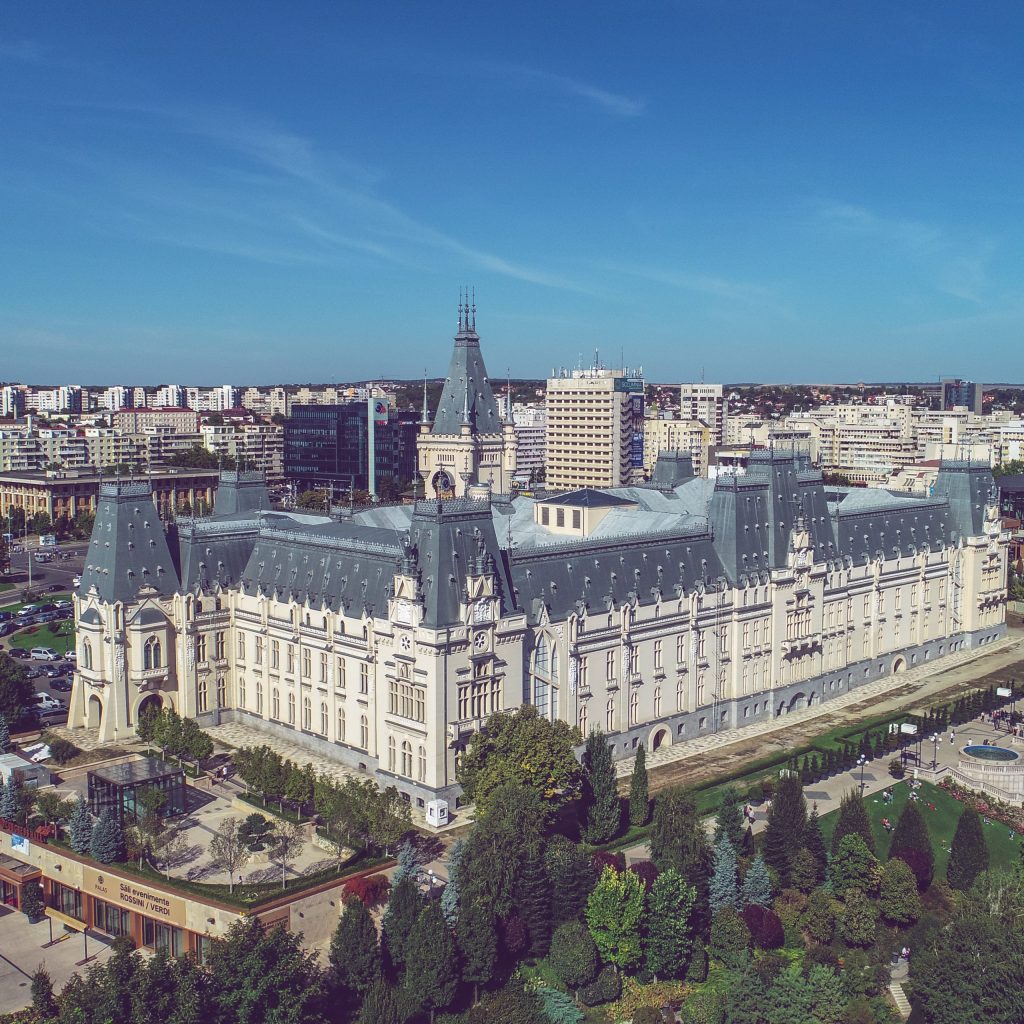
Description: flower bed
938,777,1024,831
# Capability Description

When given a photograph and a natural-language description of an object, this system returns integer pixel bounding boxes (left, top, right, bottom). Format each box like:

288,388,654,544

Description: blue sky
2,2,1023,385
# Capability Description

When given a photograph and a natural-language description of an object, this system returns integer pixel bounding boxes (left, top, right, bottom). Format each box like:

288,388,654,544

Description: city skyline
3,3,1023,384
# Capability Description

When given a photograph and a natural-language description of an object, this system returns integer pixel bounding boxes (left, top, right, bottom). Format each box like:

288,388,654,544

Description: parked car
38,603,57,613
35,611,59,624
50,677,73,692
17,605,40,618
47,583,64,593
6,648,30,659
30,647,61,661
0,623,16,638
0,611,13,622
65,650,77,661
54,601,71,610
34,692,64,710
42,665,63,677
72,576,82,588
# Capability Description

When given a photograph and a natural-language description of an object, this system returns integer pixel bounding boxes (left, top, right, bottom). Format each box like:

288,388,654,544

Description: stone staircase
888,981,912,1019
614,635,1021,778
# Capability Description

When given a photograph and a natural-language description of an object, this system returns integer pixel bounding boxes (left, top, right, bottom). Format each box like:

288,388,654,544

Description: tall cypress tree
456,896,497,1004
762,774,806,886
709,836,738,913
514,844,552,957
947,807,988,891
69,798,94,854
403,903,459,1024
889,799,934,891
714,784,745,850
547,836,593,926
581,730,621,844
629,743,650,827
381,875,422,976
649,787,711,933
830,791,875,857
0,713,10,754
330,897,381,1001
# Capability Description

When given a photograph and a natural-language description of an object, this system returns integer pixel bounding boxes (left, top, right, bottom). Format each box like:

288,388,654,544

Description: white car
54,600,71,610
72,576,82,588
66,650,77,661
34,693,65,711
30,647,60,660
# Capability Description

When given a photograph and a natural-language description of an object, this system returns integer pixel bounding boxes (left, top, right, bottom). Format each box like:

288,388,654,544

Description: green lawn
818,779,1022,876
6,620,76,655
2,592,73,612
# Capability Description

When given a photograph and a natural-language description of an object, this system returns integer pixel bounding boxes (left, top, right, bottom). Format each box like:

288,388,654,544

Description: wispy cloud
811,199,996,304
605,261,775,304
480,61,646,117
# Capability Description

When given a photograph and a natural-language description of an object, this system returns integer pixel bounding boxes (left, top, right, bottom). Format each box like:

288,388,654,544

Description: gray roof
537,489,636,509
649,451,696,491
213,471,272,516
430,316,503,436
933,461,995,538
79,482,179,604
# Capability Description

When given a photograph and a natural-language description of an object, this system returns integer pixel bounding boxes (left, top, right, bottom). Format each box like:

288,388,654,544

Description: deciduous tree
585,865,646,972
549,920,598,989
208,817,250,893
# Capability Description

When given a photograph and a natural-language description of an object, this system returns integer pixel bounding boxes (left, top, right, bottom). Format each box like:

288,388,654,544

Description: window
654,640,663,670
579,656,588,688
531,634,559,721
698,631,706,658
144,636,162,670
360,663,369,694
320,652,328,683
606,649,616,681
676,677,685,711
676,634,685,663
196,634,207,662
197,677,208,713
579,703,588,736
272,689,280,719
50,881,82,921
401,740,413,777
302,696,312,730
238,677,246,709
82,639,93,670
288,693,296,725
216,676,226,708
142,919,183,958
629,646,639,675
388,736,396,772
255,636,264,665
320,702,328,735
556,508,565,527
606,697,616,731
541,506,549,525
629,689,639,725
214,631,225,660
286,645,295,673
389,674,426,722
863,595,870,617
654,686,662,717
270,640,279,669
336,658,346,689
697,672,706,706
360,715,368,749
572,509,581,529
93,899,130,938
302,648,311,678
418,745,426,782
337,706,345,741
256,681,263,714
237,634,246,660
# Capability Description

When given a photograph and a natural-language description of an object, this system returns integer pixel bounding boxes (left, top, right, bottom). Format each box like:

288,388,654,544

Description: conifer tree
514,844,552,957
403,902,458,1023
802,807,828,884
723,969,768,1024
740,824,754,858
357,978,400,1024
889,799,934,891
739,854,772,909
581,730,621,844
643,868,696,980
830,791,875,857
456,895,496,1003
709,836,738,913
0,713,10,754
762,773,806,886
69,797,94,854
879,858,921,926
0,778,18,821
947,807,988,891
547,836,594,926
831,834,879,898
440,838,464,926
381,874,421,975
649,786,711,931
628,743,650,827
330,897,381,1000
714,784,745,850
391,839,421,884
30,967,57,1020
90,807,124,864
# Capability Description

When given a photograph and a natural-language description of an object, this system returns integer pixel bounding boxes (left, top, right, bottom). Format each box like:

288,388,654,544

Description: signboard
10,834,29,855
996,687,1013,698
372,398,389,426
82,866,187,926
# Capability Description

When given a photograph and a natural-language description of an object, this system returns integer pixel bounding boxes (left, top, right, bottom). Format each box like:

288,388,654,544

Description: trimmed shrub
549,921,598,989
708,907,750,968
344,873,390,907
578,966,621,1007
47,737,80,764
741,904,784,949
633,1008,662,1024
684,943,708,983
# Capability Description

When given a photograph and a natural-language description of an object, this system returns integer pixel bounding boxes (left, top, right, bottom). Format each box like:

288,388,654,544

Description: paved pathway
614,636,1020,780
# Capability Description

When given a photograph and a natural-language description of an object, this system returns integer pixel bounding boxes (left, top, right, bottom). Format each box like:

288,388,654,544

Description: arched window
320,702,328,735
629,688,639,725
288,693,296,725
302,696,311,730
82,639,93,671
676,678,685,712
531,633,559,722
401,740,412,777
256,681,263,714
654,686,662,718
238,677,246,710
360,715,368,750
578,703,588,736
337,706,346,741
417,745,426,782
388,736,396,772
216,677,226,708
272,689,280,719
144,636,161,670
197,678,208,713
606,697,615,732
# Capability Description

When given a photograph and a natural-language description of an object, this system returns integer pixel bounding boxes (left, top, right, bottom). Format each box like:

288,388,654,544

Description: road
1,542,89,604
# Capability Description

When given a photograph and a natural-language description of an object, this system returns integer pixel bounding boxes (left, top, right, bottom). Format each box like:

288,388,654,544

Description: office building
680,383,728,445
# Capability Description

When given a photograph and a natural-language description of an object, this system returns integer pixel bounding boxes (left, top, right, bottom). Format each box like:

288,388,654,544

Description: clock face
399,635,412,653
473,631,488,651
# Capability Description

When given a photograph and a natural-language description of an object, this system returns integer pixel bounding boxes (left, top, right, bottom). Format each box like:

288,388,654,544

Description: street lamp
857,755,867,796
931,733,939,771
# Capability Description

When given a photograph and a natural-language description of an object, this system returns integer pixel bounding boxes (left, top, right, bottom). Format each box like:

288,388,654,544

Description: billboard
372,398,389,426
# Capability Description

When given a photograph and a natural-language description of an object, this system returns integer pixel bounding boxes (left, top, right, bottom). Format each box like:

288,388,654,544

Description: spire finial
471,286,476,330
458,288,464,332
462,376,470,426
421,369,429,424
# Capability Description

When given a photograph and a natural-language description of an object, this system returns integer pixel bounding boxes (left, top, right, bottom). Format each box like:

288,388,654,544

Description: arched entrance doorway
787,692,807,713
86,695,103,730
137,693,163,734
891,656,907,674
650,727,671,752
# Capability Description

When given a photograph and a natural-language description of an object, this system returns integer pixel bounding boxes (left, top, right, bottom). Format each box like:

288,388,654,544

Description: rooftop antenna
506,366,512,421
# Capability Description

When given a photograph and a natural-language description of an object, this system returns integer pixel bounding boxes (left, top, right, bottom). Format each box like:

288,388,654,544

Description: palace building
67,318,1009,813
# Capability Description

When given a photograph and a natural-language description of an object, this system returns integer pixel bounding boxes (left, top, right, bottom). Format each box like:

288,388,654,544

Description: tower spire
421,369,429,425
462,377,470,427
471,286,476,331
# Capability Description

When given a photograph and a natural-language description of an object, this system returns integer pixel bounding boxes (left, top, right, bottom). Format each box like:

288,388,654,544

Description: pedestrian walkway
614,636,1020,779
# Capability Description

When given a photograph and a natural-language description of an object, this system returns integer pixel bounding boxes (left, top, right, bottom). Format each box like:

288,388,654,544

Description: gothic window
82,639,93,670
360,715,368,749
654,686,662,718
272,688,280,719
606,697,616,732
606,649,616,681
388,736,396,772
579,703,588,736
287,645,295,674
676,677,685,711
676,634,685,663
237,634,246,660
144,636,162,670
256,681,263,714
531,634,559,722
337,658,346,689
401,740,413,777
288,692,296,725
337,707,345,741
302,696,311,730
654,640,663,670
214,632,225,660
629,688,639,725
302,648,311,678
216,676,226,708
197,677,208,713
270,640,279,669
360,663,369,694
320,652,328,683
255,637,264,665
697,672,706,706
320,702,328,735
418,745,427,783
196,634,207,662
